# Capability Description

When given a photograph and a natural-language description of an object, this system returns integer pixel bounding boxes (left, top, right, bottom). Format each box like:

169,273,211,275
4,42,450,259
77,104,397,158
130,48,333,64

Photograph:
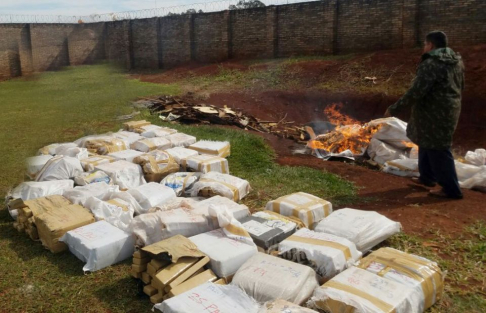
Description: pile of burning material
140,96,307,142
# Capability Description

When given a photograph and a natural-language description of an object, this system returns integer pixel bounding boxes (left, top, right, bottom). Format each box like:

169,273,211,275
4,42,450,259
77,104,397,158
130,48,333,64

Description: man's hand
384,108,392,118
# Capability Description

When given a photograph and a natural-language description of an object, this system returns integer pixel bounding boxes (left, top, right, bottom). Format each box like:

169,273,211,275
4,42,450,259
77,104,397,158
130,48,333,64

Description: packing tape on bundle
286,235,352,260
189,144,231,158
197,157,228,174
325,280,397,313
358,248,444,309
198,178,239,201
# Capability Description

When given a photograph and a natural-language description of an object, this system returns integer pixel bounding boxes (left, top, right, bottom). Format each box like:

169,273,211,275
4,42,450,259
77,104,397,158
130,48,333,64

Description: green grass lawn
0,65,356,312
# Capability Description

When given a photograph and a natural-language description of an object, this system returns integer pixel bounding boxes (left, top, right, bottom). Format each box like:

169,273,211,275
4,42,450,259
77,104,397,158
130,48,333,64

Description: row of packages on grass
5,119,444,312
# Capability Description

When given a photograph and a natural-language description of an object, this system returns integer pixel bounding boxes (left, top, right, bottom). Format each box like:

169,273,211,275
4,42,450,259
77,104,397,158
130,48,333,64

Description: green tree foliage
229,0,266,10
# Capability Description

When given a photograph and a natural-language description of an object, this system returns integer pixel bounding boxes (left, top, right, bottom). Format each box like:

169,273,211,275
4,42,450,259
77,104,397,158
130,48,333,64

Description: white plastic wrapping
127,182,176,213
74,133,114,148
60,221,134,272
150,197,202,212
315,208,402,252
192,195,250,222
259,299,318,313
74,170,112,186
26,155,53,179
167,133,197,147
55,146,89,160
383,158,419,177
465,148,486,166
63,182,119,206
154,282,260,313
161,172,201,196
8,180,74,201
131,137,171,152
367,138,406,165
131,208,211,247
368,117,413,149
232,252,319,304
191,172,250,201
308,267,422,313
186,154,229,174
112,130,144,144
35,156,84,182
265,192,332,229
278,228,362,281
95,160,146,189
455,162,486,191
80,155,116,171
140,125,177,138
165,146,199,169
84,191,142,232
189,140,231,158
108,149,145,163
190,228,258,278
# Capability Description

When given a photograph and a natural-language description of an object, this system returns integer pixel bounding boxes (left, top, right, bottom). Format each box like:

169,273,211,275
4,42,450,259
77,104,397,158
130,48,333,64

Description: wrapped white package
84,191,142,232
95,160,146,189
74,133,113,148
190,228,258,278
383,158,419,177
161,172,201,196
465,148,486,166
166,146,199,169
191,172,250,201
308,267,422,313
63,182,119,206
265,192,332,229
55,146,89,160
127,182,177,213
278,228,362,281
86,137,128,155
315,208,402,252
455,162,486,191
80,155,116,171
112,130,144,144
49,143,78,155
60,221,134,272
74,170,112,186
154,282,260,313
368,117,413,149
123,120,151,132
108,149,145,162
367,138,407,165
140,125,177,138
150,197,202,212
26,155,53,179
131,208,211,247
38,143,61,155
259,299,318,313
35,156,84,182
131,137,171,153
192,196,250,222
358,247,445,312
7,180,74,201
188,140,231,158
167,133,197,147
232,252,319,304
186,154,229,174
132,150,179,182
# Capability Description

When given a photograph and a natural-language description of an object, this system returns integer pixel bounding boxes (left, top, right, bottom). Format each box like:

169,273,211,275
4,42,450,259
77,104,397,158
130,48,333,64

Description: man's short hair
426,31,448,48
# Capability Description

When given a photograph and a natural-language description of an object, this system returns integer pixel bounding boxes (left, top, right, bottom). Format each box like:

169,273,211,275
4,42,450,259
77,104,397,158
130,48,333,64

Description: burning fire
324,103,359,126
308,104,381,155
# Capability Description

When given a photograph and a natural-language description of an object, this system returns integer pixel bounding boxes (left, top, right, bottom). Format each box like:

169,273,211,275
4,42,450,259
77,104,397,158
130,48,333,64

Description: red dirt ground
134,46,486,237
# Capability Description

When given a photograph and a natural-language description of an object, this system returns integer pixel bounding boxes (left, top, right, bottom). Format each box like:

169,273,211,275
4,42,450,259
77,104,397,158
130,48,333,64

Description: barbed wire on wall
0,0,320,24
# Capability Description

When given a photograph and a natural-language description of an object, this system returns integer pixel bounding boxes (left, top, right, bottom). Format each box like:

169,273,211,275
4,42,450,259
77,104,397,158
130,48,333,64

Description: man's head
424,31,448,53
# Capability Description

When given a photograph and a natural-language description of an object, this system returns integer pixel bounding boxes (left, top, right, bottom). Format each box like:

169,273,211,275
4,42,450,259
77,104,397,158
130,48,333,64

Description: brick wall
1,0,486,78
131,18,160,69
68,23,106,65
30,24,74,72
159,15,192,68
105,21,132,69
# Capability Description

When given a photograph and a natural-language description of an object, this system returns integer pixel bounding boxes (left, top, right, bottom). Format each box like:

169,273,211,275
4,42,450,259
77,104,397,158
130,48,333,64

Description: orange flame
324,103,359,126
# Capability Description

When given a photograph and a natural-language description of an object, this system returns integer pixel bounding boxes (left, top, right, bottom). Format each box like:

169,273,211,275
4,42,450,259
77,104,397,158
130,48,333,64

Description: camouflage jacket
388,48,464,149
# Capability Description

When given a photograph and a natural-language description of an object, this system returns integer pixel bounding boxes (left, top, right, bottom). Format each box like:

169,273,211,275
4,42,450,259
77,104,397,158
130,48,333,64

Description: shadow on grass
94,276,152,313
0,209,85,277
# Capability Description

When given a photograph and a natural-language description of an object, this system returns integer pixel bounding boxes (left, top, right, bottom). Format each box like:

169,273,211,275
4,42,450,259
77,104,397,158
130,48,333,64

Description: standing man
385,31,464,199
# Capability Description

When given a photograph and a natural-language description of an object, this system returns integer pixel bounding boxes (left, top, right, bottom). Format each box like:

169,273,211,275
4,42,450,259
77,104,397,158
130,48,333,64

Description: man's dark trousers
418,147,463,198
